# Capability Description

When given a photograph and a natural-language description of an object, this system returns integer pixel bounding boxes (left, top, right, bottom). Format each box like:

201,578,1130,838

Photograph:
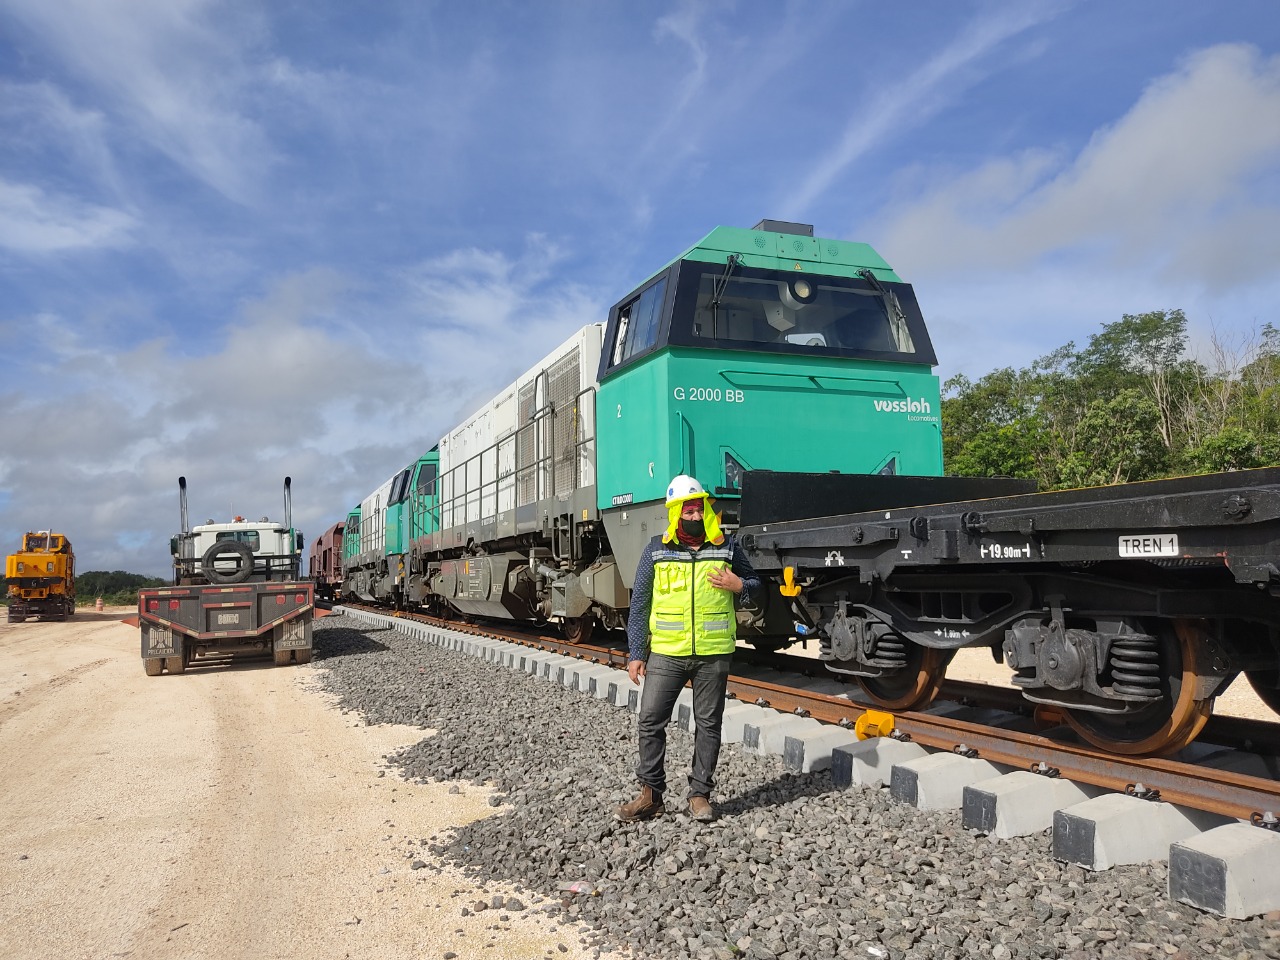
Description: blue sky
2,1,1278,577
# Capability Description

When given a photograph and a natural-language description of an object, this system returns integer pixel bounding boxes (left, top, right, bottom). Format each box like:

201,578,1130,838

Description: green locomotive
341,219,941,650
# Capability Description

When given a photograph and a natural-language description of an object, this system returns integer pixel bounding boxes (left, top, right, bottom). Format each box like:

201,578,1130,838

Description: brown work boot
615,784,664,822
688,795,715,822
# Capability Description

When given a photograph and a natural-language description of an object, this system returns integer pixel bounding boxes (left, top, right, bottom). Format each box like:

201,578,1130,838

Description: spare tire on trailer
201,540,256,584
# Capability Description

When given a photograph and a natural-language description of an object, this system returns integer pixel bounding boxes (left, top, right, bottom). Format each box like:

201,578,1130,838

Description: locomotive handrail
676,409,693,476
717,368,906,395
425,383,597,553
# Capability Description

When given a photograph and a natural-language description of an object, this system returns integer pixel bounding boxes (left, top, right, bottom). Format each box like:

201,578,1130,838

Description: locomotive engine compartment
334,219,1280,758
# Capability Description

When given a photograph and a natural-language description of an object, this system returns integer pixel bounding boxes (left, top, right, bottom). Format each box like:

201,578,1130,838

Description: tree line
2,570,166,606
942,310,1279,488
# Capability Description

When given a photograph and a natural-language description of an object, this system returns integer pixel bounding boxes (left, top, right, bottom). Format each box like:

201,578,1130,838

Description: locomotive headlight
780,278,817,310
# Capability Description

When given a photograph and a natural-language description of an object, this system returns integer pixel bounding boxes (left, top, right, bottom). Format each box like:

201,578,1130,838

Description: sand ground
0,607,591,960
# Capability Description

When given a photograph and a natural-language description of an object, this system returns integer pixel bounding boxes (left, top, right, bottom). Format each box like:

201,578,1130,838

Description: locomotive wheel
563,614,596,644
1063,619,1212,757
856,645,953,711
1246,668,1280,716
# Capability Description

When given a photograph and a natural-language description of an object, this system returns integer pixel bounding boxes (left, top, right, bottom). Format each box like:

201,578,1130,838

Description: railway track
338,602,1280,824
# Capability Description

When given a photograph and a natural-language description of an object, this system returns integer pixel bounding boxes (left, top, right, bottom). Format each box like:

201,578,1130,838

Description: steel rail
342,604,1280,822
720,671,1280,821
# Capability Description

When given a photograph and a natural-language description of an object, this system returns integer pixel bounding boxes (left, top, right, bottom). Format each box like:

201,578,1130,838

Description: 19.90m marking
1118,534,1179,558
980,542,1032,559
673,387,745,402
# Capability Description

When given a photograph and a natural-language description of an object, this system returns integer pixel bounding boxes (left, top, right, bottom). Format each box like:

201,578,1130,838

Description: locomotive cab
594,223,944,592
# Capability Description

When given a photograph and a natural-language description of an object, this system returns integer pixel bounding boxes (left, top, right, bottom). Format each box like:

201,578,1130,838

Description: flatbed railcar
333,218,1280,757
737,468,1280,755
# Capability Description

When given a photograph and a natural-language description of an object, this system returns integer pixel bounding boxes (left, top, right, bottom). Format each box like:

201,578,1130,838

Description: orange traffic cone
95,597,104,611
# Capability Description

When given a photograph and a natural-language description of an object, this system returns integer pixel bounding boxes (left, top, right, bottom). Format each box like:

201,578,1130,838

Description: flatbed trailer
737,467,1280,756
139,581,314,674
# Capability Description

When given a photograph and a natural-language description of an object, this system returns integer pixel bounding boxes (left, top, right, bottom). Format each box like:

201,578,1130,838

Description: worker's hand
628,659,646,685
708,566,743,594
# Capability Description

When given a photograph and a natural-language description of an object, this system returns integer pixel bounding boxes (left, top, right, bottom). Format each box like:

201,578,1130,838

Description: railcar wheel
1246,668,1280,716
856,645,953,711
1063,618,1212,757
563,615,595,644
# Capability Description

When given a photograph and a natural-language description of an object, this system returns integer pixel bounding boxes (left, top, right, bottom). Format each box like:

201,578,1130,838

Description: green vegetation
943,311,1280,488
2,570,168,606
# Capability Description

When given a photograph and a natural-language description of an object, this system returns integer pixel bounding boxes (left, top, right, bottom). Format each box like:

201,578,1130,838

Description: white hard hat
665,474,706,506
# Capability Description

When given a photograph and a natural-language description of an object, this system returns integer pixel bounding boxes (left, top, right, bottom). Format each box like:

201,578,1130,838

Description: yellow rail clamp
854,709,896,740
779,566,801,598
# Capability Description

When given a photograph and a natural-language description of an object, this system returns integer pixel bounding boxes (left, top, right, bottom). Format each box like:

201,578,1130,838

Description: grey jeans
635,652,732,797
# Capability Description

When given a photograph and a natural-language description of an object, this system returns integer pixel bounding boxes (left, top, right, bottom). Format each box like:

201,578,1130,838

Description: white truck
138,477,314,675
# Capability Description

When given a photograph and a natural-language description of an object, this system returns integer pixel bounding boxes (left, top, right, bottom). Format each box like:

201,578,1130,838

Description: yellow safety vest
648,542,737,656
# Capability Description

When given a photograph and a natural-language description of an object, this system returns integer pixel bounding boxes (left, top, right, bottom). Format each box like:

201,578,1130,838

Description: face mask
680,516,705,538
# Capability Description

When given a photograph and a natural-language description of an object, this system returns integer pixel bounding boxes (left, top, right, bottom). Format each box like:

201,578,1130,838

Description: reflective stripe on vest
647,542,736,657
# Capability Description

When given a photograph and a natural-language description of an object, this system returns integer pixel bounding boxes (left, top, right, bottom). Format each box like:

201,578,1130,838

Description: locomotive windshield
688,269,918,355
601,259,937,379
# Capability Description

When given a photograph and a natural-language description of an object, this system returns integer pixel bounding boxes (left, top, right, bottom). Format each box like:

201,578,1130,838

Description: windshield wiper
858,268,914,352
708,253,741,339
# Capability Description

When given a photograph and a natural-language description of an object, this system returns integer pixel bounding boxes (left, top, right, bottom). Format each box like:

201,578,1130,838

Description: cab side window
611,277,667,367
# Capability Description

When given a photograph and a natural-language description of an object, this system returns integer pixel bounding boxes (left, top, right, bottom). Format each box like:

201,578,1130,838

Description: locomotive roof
635,224,904,292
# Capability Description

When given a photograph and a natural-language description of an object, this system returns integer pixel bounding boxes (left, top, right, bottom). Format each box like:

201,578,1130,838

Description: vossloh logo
872,397,939,422
873,397,931,414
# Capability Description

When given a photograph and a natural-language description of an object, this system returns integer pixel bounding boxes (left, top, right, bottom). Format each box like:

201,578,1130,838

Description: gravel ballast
313,614,1280,960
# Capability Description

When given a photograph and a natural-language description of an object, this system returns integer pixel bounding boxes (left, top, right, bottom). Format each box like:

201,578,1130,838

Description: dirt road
0,609,589,960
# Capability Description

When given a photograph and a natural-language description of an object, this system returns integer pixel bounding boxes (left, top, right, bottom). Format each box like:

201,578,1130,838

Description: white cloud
0,239,609,575
400,235,607,424
877,44,1280,288
0,266,404,574
782,6,1059,216
652,3,711,121
0,177,136,252
0,80,123,194
3,0,276,204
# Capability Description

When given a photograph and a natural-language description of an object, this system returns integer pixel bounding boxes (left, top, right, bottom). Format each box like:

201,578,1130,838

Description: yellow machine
5,531,76,623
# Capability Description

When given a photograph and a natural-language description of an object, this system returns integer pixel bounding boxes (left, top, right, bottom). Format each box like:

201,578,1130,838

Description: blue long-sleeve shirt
625,535,762,661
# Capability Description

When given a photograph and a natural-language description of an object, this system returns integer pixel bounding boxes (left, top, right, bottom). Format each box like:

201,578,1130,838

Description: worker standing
616,475,761,823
